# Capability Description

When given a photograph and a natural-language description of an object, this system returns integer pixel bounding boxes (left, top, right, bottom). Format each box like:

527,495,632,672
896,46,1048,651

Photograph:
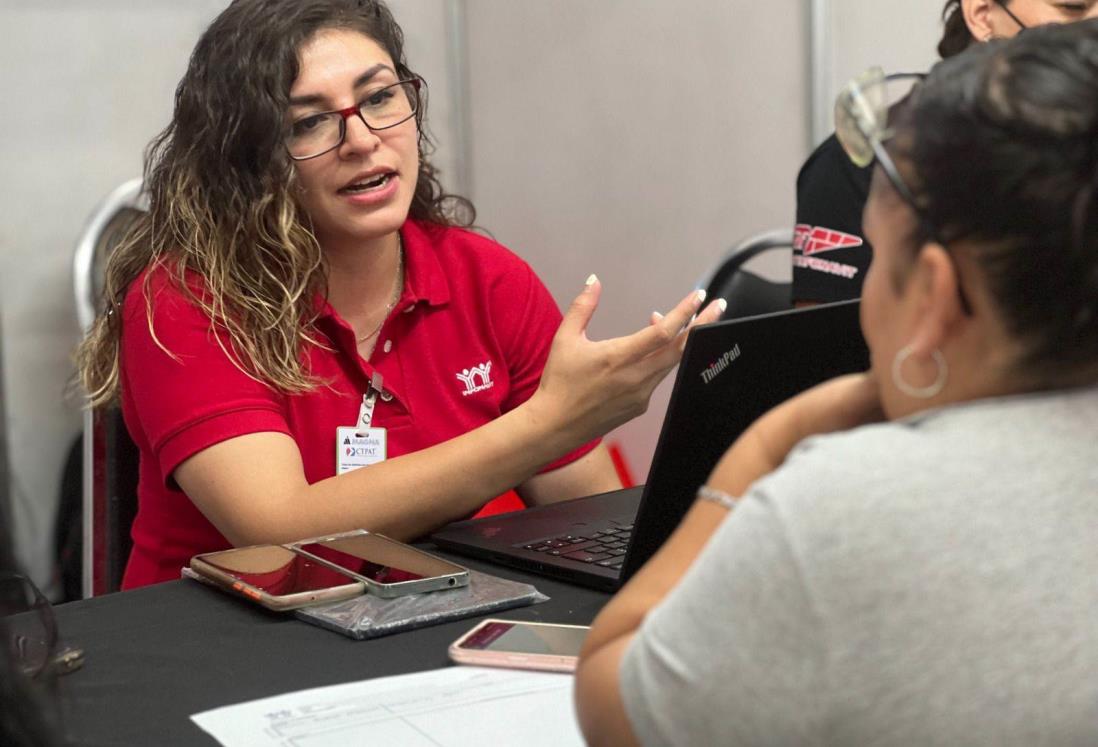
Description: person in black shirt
792,0,1098,304
793,133,874,304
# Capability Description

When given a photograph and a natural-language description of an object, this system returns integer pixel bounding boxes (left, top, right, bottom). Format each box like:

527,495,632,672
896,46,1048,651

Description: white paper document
190,666,585,747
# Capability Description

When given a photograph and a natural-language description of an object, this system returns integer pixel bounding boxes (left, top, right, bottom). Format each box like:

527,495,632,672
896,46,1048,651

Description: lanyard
357,371,384,428
338,371,388,475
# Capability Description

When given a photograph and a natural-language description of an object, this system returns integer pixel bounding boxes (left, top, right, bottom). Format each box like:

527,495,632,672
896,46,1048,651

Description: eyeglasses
835,67,973,314
0,571,83,679
287,78,422,161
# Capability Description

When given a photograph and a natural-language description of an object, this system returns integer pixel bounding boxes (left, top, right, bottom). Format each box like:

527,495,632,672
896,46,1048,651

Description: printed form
191,666,584,746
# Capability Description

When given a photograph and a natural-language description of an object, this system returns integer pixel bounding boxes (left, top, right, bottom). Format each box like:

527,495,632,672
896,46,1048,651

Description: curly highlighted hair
77,0,473,407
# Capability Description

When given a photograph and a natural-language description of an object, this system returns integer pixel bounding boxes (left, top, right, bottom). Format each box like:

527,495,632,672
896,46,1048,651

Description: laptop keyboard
519,525,633,570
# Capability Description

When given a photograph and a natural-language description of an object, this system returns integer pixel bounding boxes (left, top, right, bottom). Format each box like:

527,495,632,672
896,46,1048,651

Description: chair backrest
698,228,793,320
84,410,141,596
77,179,146,597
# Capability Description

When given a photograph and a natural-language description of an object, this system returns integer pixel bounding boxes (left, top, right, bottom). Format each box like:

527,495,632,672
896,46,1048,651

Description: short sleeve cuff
537,436,601,474
156,406,291,486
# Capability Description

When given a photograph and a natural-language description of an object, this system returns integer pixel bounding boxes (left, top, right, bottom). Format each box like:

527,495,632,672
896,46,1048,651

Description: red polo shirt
119,220,598,588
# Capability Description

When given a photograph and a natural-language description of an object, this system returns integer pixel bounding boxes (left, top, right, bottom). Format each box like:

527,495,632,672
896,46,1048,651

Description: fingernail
652,311,664,321
695,289,707,304
585,273,598,287
717,298,728,312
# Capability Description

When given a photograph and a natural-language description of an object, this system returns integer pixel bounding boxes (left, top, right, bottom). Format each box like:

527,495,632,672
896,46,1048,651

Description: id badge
336,426,387,475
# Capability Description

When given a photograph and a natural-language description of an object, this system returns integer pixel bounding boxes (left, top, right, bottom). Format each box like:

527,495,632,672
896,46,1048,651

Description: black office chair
73,179,146,596
698,228,793,320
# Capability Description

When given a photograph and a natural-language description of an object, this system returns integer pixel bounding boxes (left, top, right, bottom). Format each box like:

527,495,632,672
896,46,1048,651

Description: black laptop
431,300,869,591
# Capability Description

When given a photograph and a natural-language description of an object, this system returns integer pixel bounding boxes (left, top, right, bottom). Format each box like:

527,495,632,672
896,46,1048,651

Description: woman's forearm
580,501,729,658
581,374,883,659
175,393,583,546
574,501,730,747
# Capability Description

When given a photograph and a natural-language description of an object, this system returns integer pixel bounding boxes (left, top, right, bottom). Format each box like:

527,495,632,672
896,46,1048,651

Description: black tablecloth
52,550,610,747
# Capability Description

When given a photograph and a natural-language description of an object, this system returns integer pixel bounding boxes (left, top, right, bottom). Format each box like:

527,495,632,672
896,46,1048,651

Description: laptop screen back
620,300,868,582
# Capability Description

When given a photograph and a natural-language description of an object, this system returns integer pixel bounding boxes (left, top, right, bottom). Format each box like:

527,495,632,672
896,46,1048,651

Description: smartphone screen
199,545,356,595
296,532,473,585
297,541,425,584
457,621,589,657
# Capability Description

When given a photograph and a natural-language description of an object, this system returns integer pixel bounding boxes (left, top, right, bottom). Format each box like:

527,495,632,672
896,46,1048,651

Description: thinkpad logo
700,345,741,384
456,361,494,396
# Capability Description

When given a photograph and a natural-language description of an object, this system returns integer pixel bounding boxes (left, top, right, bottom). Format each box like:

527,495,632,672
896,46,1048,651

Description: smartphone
290,530,470,598
189,544,366,611
448,619,590,673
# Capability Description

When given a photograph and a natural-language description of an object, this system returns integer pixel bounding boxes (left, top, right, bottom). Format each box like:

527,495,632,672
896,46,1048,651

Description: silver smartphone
290,530,470,598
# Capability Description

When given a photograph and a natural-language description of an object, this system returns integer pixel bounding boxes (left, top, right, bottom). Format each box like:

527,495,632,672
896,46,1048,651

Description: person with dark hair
792,0,1098,305
577,18,1098,745
74,0,724,588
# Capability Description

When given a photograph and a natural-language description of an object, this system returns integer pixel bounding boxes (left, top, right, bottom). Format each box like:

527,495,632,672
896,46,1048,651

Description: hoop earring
891,345,948,399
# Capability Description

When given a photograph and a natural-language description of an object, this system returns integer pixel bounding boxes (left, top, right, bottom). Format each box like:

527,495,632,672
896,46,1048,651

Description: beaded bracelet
696,485,739,511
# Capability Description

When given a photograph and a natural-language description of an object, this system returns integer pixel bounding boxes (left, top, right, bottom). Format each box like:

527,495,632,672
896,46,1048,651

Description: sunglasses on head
834,68,973,315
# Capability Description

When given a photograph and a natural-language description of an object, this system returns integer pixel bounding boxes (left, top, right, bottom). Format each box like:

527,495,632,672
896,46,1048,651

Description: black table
52,550,610,747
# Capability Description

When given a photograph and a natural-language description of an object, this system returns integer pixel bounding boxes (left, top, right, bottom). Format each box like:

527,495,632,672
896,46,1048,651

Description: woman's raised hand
528,275,725,446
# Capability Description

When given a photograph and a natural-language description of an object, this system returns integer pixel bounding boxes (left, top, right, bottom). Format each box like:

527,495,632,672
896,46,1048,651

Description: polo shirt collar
398,219,451,310
314,218,451,323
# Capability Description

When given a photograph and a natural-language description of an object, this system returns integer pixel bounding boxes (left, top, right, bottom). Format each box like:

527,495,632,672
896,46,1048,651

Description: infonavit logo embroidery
456,361,494,396
700,344,741,385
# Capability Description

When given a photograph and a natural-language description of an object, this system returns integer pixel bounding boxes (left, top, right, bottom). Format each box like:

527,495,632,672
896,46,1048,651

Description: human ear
961,0,995,42
906,243,965,358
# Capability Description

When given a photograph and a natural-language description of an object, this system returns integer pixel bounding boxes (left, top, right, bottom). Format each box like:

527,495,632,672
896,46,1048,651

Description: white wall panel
813,0,942,145
463,0,808,479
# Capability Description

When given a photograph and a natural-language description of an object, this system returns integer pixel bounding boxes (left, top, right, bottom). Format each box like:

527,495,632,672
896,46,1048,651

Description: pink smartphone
190,544,365,611
448,618,590,673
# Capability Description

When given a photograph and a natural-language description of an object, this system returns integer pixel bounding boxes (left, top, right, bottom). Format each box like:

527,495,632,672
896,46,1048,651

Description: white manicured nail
585,274,598,287
695,289,707,304
652,311,664,321
717,298,728,312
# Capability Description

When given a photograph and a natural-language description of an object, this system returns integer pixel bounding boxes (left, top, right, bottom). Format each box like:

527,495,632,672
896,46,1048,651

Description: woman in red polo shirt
75,0,723,588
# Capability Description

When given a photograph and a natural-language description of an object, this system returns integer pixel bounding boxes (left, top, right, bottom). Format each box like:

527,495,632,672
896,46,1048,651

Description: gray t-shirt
621,386,1098,746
